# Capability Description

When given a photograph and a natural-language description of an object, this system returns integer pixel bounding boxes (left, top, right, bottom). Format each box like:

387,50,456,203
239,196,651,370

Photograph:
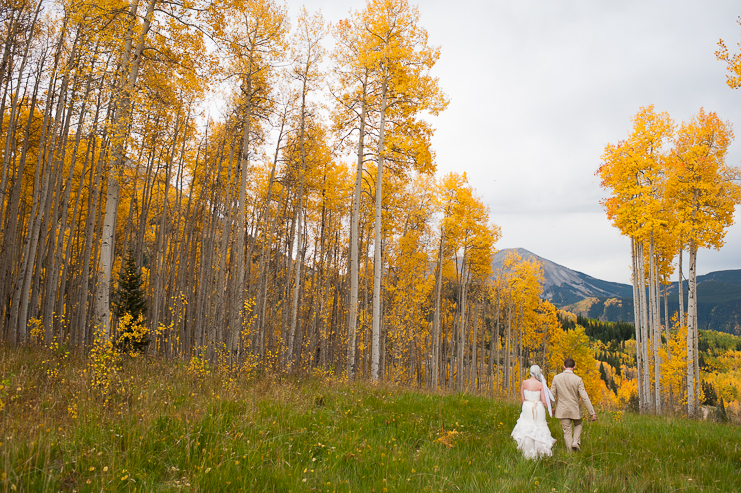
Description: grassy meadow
2,346,741,492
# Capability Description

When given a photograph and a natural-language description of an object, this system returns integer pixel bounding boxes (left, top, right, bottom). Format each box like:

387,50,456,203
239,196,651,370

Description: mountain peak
492,248,633,306
492,249,741,332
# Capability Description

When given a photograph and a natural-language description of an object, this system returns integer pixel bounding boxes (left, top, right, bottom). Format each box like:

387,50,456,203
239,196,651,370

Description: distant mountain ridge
492,248,633,306
493,248,741,334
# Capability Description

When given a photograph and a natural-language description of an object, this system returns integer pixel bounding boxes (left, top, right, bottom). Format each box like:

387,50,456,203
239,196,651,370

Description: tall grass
1,346,740,492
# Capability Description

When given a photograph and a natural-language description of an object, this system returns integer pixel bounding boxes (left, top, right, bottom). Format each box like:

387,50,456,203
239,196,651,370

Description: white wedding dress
510,389,556,459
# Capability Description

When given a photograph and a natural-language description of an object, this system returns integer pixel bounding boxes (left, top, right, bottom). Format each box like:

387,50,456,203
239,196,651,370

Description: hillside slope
495,249,741,332
492,248,632,305
3,349,741,492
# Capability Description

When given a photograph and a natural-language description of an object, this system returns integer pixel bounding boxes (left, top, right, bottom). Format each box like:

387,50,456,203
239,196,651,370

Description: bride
510,365,556,459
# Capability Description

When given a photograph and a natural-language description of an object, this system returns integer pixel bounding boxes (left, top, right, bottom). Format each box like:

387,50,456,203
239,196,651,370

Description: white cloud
300,0,741,282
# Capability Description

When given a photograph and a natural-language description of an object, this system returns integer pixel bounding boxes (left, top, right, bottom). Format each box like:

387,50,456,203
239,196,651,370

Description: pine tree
599,361,608,384
113,250,149,353
701,381,717,406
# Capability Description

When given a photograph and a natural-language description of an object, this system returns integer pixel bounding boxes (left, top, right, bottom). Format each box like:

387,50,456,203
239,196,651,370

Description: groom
550,358,597,452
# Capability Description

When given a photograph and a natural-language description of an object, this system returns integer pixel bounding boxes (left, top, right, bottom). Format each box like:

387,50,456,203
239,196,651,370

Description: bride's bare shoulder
522,379,543,391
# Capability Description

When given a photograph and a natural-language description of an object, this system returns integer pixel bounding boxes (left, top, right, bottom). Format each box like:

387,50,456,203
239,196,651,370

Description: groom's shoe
572,443,581,452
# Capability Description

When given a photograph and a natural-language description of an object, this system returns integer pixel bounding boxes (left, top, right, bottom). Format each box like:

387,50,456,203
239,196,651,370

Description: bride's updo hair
529,365,542,380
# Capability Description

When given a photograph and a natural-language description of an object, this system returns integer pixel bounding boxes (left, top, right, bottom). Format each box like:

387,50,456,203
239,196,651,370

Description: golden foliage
716,17,741,89
548,325,602,404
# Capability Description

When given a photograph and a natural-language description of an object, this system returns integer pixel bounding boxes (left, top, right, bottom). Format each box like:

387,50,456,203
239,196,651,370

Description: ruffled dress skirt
510,393,556,459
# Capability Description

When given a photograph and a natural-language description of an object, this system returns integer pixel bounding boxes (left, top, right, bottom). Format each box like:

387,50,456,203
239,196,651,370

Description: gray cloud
301,0,741,282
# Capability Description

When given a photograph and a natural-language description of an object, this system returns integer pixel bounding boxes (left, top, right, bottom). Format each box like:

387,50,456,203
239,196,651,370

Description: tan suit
551,369,595,451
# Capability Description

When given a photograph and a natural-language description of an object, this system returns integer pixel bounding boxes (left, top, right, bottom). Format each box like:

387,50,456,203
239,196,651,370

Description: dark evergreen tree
610,354,621,376
717,397,729,422
112,249,149,353
698,337,710,353
701,381,718,406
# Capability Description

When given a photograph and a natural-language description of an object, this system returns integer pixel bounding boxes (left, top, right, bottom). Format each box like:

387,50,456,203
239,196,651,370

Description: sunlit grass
2,346,741,492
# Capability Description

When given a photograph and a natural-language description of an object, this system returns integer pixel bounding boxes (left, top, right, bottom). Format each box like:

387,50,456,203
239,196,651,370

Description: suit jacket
551,369,595,420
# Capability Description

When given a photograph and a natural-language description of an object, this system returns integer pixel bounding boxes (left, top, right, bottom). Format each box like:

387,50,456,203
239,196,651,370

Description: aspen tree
334,0,446,381
285,8,325,371
383,172,435,384
440,173,497,390
94,0,158,341
667,108,738,416
0,0,524,386
0,0,42,230
12,20,73,343
599,105,674,413
0,50,45,338
253,96,290,362
215,0,286,355
331,11,379,380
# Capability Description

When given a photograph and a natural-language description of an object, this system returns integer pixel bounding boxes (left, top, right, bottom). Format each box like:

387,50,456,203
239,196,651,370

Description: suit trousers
559,418,583,451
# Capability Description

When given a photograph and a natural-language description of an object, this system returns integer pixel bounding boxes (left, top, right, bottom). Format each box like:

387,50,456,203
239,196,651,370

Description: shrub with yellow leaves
115,312,149,357
187,347,211,378
0,378,8,412
28,317,43,343
88,324,121,395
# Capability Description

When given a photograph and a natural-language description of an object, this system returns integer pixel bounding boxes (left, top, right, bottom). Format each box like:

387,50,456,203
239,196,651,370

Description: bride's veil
530,365,554,417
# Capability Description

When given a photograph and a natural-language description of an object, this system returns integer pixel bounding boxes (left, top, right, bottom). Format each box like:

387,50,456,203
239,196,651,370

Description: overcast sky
296,0,741,283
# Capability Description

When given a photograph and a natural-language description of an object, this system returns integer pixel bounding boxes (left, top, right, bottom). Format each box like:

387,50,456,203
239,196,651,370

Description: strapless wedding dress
510,389,556,459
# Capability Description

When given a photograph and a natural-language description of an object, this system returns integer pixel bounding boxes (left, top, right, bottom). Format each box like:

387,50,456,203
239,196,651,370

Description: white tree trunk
687,242,697,416
631,238,643,409
93,0,157,341
93,177,120,340
649,237,661,413
638,241,651,412
347,72,368,380
431,227,444,389
370,83,387,382
678,247,684,326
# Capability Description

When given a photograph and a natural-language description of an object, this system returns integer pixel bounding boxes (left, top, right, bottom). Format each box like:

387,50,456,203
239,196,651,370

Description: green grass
2,347,741,492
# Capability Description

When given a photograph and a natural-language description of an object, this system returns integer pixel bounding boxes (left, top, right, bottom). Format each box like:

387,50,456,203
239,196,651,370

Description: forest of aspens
3,0,741,469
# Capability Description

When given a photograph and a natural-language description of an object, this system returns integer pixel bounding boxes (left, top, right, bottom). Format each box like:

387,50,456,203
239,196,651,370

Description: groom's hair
564,358,575,368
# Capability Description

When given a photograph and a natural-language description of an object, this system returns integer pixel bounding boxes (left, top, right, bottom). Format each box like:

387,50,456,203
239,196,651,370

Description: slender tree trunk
94,0,157,340
150,111,181,339
286,203,305,370
638,241,651,412
471,302,478,392
0,1,42,227
649,236,661,413
231,74,253,356
687,242,697,417
678,247,684,325
0,55,43,336
370,81,388,382
492,286,500,395
456,260,468,391
431,226,444,389
254,110,285,360
76,127,107,348
213,138,236,353
15,81,70,341
347,70,368,379
518,302,524,389
664,281,673,411
9,25,70,343
631,237,643,410
504,288,512,396
286,70,312,371
44,66,94,340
